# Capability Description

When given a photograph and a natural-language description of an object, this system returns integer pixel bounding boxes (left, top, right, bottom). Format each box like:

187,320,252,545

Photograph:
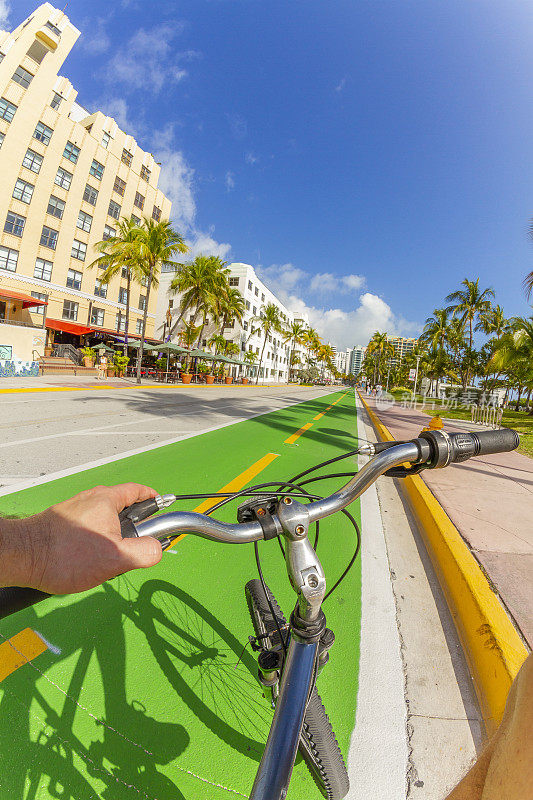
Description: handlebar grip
119,498,160,538
449,428,519,464
0,587,50,620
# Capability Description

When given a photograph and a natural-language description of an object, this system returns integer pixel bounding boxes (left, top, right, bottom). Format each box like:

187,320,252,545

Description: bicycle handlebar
0,427,519,619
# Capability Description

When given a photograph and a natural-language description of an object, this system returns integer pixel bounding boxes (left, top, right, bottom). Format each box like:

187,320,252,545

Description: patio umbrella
145,343,189,355
187,349,218,360
94,343,114,353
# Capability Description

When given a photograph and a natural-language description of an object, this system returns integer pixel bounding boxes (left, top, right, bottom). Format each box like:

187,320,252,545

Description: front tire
245,579,350,799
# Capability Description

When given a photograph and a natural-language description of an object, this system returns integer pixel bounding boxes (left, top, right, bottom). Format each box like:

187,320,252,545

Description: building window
33,121,53,145
4,212,25,237
77,209,92,232
102,224,115,240
0,246,18,272
22,150,43,173
136,319,143,334
30,291,47,315
46,195,65,219
63,141,80,163
26,40,48,64
0,131,4,148
229,277,239,286
140,165,151,182
12,65,34,89
113,176,126,196
118,287,128,305
50,92,62,110
0,97,17,122
152,205,161,221
130,214,141,225
71,240,87,262
116,313,126,332
66,268,83,289
83,183,98,206
243,320,248,330
253,306,257,315
121,266,128,279
101,131,111,149
34,257,52,281
121,148,133,166
138,294,146,310
40,225,58,249
248,280,253,290
45,21,61,36
54,165,72,189
255,286,259,296
245,300,250,310
89,159,104,180
94,279,107,298
108,199,121,219
261,293,265,302
133,191,145,210
62,300,78,321
90,307,104,326
13,178,34,204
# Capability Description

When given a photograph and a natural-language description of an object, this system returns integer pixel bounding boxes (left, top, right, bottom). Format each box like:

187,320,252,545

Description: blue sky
6,0,533,348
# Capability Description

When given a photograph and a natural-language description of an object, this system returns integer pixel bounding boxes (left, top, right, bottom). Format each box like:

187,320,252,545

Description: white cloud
81,17,111,54
99,97,139,135
0,0,10,29
225,171,235,192
257,263,420,349
106,23,191,93
245,151,258,165
184,230,232,261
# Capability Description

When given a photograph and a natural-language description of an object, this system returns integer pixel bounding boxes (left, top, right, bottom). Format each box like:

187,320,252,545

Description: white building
155,262,297,383
348,345,366,376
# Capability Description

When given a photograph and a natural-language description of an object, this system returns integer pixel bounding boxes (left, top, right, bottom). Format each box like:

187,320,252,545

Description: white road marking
346,392,408,799
0,391,335,497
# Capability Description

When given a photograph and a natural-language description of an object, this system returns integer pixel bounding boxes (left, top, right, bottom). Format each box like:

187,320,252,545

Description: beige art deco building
0,3,171,363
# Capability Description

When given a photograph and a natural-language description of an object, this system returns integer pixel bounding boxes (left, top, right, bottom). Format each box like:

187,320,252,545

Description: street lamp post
386,361,391,392
412,355,421,403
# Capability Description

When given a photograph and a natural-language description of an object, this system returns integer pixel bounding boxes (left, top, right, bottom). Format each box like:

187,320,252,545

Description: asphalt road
0,384,334,488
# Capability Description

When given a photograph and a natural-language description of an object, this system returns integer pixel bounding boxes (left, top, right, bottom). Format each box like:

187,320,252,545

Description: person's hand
0,484,163,594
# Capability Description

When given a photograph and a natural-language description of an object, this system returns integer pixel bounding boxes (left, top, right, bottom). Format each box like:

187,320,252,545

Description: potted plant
197,362,214,384
181,356,192,384
225,373,233,385
81,346,97,367
113,352,129,377
155,356,168,372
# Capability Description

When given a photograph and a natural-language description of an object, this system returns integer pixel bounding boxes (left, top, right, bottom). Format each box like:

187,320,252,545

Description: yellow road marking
284,422,313,445
0,628,47,683
171,452,280,543
313,413,325,420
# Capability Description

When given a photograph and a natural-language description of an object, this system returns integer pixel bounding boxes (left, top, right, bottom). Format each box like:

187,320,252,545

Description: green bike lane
0,389,361,800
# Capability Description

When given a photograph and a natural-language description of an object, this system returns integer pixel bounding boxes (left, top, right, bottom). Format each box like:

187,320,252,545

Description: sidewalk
0,375,295,391
362,392,533,649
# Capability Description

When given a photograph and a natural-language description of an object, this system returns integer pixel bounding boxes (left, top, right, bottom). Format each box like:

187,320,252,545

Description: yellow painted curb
358,391,528,734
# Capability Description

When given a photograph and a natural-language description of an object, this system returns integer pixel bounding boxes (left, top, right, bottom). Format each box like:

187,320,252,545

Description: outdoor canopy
145,343,190,355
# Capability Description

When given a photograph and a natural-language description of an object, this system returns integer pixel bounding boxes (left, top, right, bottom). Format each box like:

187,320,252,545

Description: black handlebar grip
119,498,160,538
0,587,50,620
449,428,519,464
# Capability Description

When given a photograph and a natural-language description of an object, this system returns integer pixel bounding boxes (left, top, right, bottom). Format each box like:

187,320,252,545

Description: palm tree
445,278,495,350
243,349,258,380
421,308,450,353
316,343,336,381
476,304,508,340
130,218,188,383
169,255,229,335
283,321,306,383
216,286,245,337
491,320,533,412
250,303,283,385
88,217,147,356
366,331,394,385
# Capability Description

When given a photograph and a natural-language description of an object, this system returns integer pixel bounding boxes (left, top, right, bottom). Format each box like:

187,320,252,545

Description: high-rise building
386,336,417,361
0,4,171,362
348,345,366,376
156,262,297,382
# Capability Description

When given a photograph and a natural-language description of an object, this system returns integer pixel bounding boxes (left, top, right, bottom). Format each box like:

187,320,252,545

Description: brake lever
384,463,429,478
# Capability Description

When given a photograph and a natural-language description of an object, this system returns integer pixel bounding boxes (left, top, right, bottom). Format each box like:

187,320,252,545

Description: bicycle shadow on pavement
0,577,274,800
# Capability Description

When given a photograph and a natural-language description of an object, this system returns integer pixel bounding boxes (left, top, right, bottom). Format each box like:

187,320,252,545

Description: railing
471,405,503,429
52,343,83,365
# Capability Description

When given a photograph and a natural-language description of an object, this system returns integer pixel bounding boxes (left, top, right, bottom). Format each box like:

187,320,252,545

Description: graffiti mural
0,359,39,377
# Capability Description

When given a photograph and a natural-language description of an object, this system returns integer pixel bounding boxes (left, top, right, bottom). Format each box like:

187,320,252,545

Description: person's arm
0,484,162,594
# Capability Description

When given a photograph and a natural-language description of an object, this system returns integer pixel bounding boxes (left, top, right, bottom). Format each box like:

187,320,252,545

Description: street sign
408,368,416,382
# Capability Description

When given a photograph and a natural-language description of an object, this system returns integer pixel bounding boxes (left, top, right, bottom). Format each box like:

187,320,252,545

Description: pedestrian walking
96,354,107,380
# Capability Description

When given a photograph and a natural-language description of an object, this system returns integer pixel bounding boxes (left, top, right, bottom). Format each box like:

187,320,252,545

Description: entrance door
0,301,5,321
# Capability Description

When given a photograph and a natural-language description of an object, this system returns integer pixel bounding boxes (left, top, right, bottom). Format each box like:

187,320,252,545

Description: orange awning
0,289,48,308
45,319,93,336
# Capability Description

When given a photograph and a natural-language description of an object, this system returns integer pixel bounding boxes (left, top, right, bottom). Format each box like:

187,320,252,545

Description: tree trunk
514,385,523,412
124,271,131,357
256,329,268,385
526,388,533,415
136,263,153,385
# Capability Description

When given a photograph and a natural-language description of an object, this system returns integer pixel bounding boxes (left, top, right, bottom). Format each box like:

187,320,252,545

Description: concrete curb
358,391,528,735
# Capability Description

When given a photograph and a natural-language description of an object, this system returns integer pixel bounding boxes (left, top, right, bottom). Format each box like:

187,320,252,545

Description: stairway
39,356,98,376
